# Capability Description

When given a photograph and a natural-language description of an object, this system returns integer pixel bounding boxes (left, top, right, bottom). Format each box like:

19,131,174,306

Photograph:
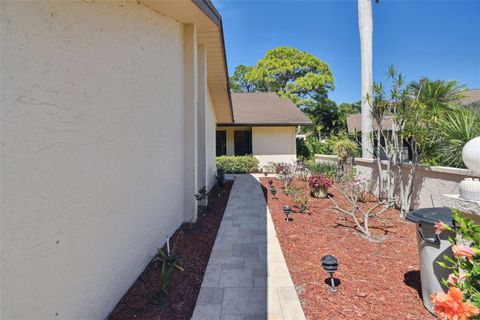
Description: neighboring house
346,89,480,133
346,89,480,160
216,92,312,167
346,113,394,133
1,1,232,319
460,89,480,106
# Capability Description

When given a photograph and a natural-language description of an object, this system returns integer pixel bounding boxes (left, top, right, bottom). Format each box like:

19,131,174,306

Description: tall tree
358,0,374,158
229,65,256,93
230,47,336,136
410,78,465,123
245,46,334,109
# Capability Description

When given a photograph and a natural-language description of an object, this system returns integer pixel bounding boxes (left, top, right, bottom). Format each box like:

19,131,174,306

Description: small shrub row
216,155,259,174
306,160,337,178
296,132,359,162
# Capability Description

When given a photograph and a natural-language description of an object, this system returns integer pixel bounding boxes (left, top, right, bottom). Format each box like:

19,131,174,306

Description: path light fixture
321,255,339,292
283,206,292,222
268,179,273,187
271,187,277,199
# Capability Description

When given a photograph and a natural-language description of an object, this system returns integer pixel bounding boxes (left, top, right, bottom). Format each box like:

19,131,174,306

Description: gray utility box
406,207,454,315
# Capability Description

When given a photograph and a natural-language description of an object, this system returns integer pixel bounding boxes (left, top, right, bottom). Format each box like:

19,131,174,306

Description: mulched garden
109,181,233,320
260,177,435,320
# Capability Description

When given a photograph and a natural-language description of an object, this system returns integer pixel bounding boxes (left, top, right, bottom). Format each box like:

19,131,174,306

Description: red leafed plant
308,175,334,190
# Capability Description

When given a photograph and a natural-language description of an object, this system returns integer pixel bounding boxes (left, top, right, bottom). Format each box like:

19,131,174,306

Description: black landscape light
271,187,277,199
283,206,292,222
321,255,339,292
268,179,273,187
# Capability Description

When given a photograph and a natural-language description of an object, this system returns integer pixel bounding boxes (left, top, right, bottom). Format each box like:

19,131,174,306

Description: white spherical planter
460,136,480,223
462,136,480,174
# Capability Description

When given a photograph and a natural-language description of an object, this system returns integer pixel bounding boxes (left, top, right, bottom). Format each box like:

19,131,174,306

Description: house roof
346,113,394,133
218,92,312,127
460,89,480,105
347,89,480,133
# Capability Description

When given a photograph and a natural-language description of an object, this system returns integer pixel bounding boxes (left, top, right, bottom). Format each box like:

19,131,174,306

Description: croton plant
433,210,480,320
308,175,334,191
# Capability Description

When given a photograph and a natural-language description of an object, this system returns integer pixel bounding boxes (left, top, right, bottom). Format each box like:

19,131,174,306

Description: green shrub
296,138,311,160
306,160,337,178
284,185,303,197
331,136,360,161
305,136,333,156
437,107,480,168
216,155,259,174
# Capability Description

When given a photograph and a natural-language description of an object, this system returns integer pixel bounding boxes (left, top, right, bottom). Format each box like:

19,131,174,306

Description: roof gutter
217,122,313,127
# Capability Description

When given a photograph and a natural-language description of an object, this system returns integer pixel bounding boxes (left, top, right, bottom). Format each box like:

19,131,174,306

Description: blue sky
213,0,480,104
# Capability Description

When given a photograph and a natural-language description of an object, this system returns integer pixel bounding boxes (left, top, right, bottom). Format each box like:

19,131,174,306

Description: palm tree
438,107,480,168
409,78,465,123
358,0,374,158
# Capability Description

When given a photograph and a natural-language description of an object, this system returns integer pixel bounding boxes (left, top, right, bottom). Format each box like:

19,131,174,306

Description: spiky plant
437,108,480,168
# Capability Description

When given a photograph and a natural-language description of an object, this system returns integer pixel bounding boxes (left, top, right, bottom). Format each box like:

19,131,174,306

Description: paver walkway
191,174,306,320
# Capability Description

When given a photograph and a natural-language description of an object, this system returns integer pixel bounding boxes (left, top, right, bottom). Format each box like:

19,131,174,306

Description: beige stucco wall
196,47,216,191
205,89,217,189
1,2,189,319
226,128,236,156
252,127,297,168
216,126,297,167
217,126,250,156
315,155,480,210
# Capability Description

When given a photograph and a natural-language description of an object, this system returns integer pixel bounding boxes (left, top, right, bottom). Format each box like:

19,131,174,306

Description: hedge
216,155,259,174
306,160,337,178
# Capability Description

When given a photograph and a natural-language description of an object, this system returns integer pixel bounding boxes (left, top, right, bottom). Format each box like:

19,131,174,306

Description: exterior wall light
321,255,339,292
268,179,273,187
283,205,292,222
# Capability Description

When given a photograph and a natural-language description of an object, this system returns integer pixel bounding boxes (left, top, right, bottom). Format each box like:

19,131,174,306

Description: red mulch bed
109,181,233,320
260,177,435,320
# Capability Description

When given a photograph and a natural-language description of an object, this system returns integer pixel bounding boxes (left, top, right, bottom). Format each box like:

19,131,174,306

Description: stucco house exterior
217,92,312,167
459,88,480,106
346,89,480,133
1,1,233,319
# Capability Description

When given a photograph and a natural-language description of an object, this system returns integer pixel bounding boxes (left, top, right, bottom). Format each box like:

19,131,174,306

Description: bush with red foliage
308,175,334,190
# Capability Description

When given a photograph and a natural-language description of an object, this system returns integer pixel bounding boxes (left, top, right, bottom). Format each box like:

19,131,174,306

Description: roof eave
141,0,233,123
191,0,234,122
217,122,312,127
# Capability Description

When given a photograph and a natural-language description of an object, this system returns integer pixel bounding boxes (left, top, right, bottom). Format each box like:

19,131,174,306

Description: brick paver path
191,174,306,320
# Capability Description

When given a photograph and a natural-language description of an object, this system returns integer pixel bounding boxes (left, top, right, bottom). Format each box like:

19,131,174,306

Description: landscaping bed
109,181,233,320
260,177,434,320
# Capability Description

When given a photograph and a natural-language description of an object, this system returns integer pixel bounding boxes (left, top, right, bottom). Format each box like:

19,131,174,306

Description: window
216,130,227,156
234,130,252,156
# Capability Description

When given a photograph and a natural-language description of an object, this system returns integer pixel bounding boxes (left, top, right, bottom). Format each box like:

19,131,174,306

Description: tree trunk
358,0,374,159
376,126,383,198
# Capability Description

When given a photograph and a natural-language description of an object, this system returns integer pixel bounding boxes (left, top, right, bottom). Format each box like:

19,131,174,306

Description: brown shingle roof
346,113,394,133
460,89,480,105
220,92,312,126
347,89,480,132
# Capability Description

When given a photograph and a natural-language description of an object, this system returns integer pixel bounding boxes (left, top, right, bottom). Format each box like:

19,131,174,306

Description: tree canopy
229,65,256,93
230,47,334,107
230,46,343,136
